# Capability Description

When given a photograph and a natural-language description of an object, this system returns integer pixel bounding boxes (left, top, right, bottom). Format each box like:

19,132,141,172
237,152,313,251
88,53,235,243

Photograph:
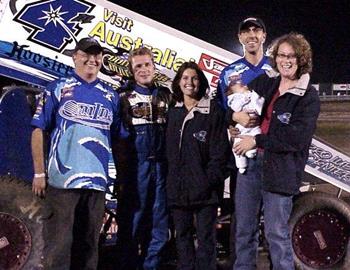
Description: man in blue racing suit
116,47,172,270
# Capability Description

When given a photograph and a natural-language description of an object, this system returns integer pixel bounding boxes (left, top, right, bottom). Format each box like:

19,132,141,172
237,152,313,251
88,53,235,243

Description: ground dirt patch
316,100,350,155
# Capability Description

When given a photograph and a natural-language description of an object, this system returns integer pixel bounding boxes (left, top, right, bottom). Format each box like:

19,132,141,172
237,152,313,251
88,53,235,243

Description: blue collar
134,83,157,95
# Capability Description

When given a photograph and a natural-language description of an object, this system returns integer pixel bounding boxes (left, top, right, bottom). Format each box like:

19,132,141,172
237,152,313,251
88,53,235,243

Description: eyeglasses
276,53,296,60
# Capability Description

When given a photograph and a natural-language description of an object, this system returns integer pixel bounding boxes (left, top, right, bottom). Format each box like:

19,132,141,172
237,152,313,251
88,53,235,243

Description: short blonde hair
128,47,154,75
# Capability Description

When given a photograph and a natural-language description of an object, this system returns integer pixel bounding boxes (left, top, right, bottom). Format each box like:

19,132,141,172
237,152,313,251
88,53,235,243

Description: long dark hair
171,62,209,102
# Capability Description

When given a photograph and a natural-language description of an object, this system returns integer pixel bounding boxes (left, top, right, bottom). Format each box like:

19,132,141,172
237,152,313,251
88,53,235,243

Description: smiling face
238,26,266,55
276,42,298,80
179,68,200,99
73,50,102,82
130,54,155,88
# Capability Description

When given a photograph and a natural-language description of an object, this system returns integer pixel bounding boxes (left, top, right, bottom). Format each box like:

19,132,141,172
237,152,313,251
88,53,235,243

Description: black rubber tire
0,175,47,270
290,192,350,270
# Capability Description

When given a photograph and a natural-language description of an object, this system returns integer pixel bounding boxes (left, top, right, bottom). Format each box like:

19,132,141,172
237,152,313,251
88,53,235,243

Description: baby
226,80,265,174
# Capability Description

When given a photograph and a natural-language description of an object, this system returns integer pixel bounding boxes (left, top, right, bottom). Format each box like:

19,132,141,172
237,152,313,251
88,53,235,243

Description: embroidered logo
104,92,113,102
277,112,292,124
193,130,207,142
130,102,151,119
61,87,74,98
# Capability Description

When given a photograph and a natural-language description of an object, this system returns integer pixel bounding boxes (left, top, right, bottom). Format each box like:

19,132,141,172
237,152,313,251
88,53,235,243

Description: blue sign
13,0,95,52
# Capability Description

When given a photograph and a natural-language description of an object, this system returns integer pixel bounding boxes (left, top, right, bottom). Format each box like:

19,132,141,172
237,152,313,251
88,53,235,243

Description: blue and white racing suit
116,82,172,270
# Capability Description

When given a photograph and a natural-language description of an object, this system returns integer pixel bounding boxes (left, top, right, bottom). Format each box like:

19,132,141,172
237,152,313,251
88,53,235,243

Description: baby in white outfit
226,81,265,174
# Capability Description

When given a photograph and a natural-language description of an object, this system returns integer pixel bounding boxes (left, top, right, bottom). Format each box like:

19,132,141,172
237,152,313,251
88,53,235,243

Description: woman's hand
232,111,259,128
233,135,256,155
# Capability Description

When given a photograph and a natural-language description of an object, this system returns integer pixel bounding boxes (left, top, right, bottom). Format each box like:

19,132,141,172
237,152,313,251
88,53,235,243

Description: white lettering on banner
198,53,228,76
59,101,113,129
306,138,350,192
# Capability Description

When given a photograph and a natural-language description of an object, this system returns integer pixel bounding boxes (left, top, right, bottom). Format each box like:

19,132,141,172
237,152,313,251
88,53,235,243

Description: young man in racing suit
116,47,172,270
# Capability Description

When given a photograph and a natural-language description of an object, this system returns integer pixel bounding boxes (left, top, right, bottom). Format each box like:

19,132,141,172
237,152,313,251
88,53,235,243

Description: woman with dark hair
171,62,209,102
166,61,229,270
231,33,320,269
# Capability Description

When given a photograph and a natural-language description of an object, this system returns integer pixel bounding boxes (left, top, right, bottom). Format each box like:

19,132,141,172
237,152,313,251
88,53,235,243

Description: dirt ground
316,99,350,155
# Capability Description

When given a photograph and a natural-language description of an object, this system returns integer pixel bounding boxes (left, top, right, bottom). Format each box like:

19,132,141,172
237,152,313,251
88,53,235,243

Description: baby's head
226,80,249,96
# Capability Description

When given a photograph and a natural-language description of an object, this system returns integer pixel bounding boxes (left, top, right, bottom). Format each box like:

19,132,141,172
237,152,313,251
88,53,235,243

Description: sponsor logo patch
193,130,207,142
277,112,291,124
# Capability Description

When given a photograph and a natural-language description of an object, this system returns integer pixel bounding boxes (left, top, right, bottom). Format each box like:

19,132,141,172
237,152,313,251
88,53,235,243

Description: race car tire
0,175,47,270
290,192,350,270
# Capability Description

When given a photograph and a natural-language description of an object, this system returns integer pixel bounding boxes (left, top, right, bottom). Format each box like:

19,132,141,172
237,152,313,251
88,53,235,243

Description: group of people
31,16,320,270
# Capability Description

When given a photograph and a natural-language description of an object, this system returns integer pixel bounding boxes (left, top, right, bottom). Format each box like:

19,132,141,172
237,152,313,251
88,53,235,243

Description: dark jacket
166,96,230,207
248,71,320,195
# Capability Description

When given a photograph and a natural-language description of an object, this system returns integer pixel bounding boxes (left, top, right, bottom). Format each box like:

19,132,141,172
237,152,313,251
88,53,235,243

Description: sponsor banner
0,40,73,81
0,0,239,89
306,137,350,193
198,53,228,89
3,0,349,195
333,84,349,91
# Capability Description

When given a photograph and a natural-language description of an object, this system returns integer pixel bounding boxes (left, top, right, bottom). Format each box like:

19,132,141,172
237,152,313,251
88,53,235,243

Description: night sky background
111,0,350,84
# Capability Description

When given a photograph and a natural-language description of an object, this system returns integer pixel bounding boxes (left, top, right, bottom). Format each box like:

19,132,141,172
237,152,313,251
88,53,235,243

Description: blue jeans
234,153,295,270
